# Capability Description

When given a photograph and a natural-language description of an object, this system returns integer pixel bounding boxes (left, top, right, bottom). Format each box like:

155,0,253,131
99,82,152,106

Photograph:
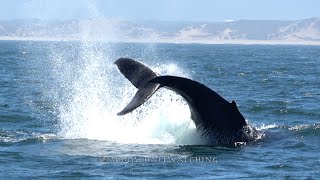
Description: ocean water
0,40,319,179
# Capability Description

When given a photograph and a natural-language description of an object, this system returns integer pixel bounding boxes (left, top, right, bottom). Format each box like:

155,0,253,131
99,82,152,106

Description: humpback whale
115,58,261,144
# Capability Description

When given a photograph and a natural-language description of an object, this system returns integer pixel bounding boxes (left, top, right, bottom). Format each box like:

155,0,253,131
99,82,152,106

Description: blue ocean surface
0,41,319,179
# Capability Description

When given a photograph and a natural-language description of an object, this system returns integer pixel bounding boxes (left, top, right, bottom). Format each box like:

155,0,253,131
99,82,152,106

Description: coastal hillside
0,17,319,43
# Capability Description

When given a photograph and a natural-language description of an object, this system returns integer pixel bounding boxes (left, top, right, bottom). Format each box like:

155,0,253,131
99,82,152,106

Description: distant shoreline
1,36,320,46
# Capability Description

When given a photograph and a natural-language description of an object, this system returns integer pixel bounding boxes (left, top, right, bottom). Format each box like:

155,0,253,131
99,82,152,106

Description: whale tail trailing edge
115,58,247,131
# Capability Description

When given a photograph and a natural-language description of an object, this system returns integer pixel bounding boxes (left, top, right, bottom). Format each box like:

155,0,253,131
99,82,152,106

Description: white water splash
46,40,201,145
38,1,202,145
256,124,278,130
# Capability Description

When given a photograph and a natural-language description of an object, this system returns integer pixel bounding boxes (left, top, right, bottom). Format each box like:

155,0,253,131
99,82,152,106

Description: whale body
115,58,261,144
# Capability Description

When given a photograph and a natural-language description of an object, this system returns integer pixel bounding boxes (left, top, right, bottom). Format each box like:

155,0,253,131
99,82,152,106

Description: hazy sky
1,0,319,22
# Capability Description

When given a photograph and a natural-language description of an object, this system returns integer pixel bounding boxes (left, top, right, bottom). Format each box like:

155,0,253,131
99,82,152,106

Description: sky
0,0,319,22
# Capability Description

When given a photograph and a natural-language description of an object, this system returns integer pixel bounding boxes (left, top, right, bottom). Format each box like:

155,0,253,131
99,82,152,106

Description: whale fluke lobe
117,82,160,115
114,58,260,144
114,58,158,88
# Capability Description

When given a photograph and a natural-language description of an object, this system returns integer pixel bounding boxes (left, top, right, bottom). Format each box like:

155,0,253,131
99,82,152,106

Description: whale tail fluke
115,58,160,115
